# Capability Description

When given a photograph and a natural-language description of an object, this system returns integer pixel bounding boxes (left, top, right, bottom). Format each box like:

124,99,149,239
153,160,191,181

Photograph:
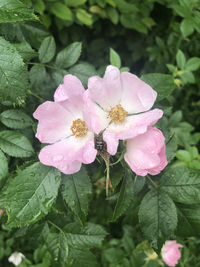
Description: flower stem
147,175,158,188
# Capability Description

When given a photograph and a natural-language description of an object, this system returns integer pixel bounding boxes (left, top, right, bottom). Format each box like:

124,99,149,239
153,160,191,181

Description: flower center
70,118,88,138
109,104,128,123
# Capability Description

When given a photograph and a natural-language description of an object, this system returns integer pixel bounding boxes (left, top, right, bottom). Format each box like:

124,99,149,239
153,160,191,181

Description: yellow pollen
70,119,88,138
109,104,128,123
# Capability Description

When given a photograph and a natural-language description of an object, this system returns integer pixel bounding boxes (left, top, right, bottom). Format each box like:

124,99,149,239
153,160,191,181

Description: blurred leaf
29,65,46,87
39,36,56,63
6,162,61,227
138,188,177,248
0,0,38,23
109,48,121,68
0,150,8,185
180,18,194,37
185,57,200,71
69,248,99,267
107,7,119,24
160,166,200,204
115,0,138,13
176,49,186,69
141,73,175,101
176,150,191,162
0,109,33,129
120,14,147,33
64,0,87,7
50,3,72,21
112,173,134,221
61,167,92,224
76,9,93,26
55,42,82,68
0,37,29,103
0,130,34,157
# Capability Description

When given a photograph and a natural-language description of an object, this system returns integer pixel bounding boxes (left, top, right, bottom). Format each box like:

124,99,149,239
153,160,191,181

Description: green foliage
0,109,33,129
6,162,61,227
39,36,56,63
109,48,121,68
0,37,29,104
139,188,177,248
0,0,38,23
0,130,34,157
0,150,8,185
61,167,92,224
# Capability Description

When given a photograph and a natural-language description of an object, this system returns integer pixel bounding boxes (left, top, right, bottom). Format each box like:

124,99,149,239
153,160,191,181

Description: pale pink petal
83,90,110,134
33,101,73,143
54,74,85,102
120,72,157,114
38,133,97,174
124,127,167,176
103,109,163,155
87,65,122,110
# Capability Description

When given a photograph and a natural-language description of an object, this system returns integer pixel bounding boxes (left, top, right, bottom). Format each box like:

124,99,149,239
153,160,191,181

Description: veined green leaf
160,166,200,204
61,167,92,224
6,162,61,227
138,188,177,248
0,109,33,129
109,48,121,68
55,42,82,69
0,150,8,186
50,3,72,21
0,37,29,103
0,130,34,157
176,49,186,69
0,0,38,23
39,36,56,63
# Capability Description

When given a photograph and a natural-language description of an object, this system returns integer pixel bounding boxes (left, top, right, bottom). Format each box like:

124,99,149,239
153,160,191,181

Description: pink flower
124,127,167,176
83,65,163,155
161,240,183,267
33,75,97,174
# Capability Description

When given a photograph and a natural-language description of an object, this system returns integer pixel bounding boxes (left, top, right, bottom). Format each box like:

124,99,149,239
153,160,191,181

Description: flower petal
33,101,73,143
54,74,85,102
120,72,157,114
103,109,163,155
87,65,122,110
83,90,110,134
38,132,97,174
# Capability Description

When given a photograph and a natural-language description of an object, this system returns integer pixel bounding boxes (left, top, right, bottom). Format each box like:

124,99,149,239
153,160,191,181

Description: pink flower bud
161,240,183,267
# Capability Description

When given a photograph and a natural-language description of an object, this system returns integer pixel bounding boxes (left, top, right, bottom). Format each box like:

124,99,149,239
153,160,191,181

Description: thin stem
28,89,43,100
147,175,158,188
48,220,64,234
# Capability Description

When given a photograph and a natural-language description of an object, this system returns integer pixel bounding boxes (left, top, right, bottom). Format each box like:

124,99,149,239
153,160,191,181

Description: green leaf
176,150,191,162
6,162,61,227
115,0,138,13
178,205,200,234
69,62,97,87
180,70,195,84
55,42,82,69
176,49,186,69
0,109,33,129
76,9,93,26
29,65,46,87
138,189,177,248
185,57,200,71
120,14,147,33
106,7,119,24
64,0,87,7
69,248,99,267
180,18,194,37
50,3,72,21
46,232,68,267
0,0,38,23
160,166,200,204
141,73,175,101
112,173,134,221
0,150,8,185
13,42,37,61
0,37,29,103
168,110,182,127
61,167,92,224
39,36,56,63
0,130,34,157
65,222,107,248
109,48,121,68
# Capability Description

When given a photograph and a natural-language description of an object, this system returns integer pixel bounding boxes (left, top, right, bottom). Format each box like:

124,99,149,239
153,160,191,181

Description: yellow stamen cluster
71,119,88,138
109,104,128,123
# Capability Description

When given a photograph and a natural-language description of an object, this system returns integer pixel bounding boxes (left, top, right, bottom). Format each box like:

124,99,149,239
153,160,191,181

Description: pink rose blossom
124,127,167,176
83,65,163,155
161,240,183,267
33,75,97,174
